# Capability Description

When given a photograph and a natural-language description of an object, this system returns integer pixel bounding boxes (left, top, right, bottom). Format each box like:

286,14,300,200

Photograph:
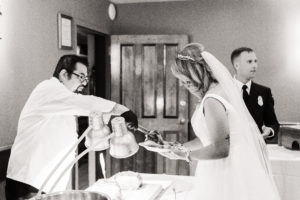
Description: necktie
242,85,249,102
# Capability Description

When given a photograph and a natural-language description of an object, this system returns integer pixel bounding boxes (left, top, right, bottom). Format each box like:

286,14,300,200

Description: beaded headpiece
177,54,195,62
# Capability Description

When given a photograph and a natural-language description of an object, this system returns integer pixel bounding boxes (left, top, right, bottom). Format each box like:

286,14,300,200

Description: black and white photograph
0,0,300,200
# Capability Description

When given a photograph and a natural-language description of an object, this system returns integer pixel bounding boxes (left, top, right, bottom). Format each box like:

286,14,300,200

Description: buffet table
140,173,197,200
87,145,300,200
87,173,196,200
268,144,300,200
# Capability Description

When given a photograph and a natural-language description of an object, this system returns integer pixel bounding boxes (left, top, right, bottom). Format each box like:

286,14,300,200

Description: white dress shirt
233,77,252,95
7,77,116,193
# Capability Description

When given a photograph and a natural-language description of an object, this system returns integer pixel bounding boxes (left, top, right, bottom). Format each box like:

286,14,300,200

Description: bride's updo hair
171,43,217,98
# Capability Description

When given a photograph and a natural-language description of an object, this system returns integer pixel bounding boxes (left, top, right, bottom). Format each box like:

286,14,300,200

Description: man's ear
234,63,239,71
58,69,69,82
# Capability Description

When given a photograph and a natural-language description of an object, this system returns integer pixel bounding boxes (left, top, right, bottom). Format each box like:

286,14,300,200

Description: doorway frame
74,25,111,189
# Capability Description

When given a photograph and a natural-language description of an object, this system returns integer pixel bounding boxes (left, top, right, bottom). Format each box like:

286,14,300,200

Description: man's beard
75,85,87,94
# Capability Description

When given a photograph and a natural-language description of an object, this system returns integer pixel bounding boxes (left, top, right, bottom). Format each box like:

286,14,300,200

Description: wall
111,0,300,122
0,0,111,148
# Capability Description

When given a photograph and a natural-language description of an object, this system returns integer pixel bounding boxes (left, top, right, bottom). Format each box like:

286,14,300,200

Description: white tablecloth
268,144,300,200
140,173,197,200
88,145,300,200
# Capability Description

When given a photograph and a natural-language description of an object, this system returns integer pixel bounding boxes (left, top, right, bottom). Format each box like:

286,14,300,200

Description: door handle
179,118,186,124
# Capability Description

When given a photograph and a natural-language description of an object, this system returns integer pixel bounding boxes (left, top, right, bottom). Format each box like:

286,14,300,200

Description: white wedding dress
188,93,280,200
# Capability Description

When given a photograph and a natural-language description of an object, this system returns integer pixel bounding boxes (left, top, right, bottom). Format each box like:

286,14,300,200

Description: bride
160,43,280,200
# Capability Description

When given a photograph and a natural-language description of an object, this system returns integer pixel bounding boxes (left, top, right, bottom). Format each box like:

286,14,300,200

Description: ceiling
109,0,192,4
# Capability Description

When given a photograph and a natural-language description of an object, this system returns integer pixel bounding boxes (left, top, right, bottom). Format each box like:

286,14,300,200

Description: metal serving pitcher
31,190,110,200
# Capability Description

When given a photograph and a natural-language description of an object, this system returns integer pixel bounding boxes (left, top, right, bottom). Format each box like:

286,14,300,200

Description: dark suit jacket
244,82,279,144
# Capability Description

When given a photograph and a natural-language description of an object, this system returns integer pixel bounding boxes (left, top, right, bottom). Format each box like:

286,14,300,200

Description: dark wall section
0,149,11,200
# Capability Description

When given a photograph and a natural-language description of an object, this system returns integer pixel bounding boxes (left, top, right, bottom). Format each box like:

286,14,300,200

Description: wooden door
106,35,189,177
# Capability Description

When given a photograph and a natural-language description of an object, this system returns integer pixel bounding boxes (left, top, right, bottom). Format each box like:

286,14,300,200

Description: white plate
139,142,171,153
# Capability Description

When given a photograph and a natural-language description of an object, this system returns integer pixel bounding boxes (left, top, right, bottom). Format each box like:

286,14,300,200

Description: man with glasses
5,55,138,200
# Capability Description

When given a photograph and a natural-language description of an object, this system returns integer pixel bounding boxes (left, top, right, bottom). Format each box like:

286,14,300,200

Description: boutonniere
257,96,263,106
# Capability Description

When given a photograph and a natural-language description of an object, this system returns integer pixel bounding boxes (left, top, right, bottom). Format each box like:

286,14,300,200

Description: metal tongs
134,125,164,145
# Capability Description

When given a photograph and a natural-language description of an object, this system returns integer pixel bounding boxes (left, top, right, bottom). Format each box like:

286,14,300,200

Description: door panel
107,35,189,177
165,45,179,118
142,45,157,117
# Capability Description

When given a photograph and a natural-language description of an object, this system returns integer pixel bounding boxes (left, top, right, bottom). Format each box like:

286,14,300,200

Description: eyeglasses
72,72,89,83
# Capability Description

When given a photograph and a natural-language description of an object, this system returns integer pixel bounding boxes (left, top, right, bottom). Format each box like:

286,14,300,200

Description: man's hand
262,125,274,139
109,104,138,130
121,110,138,130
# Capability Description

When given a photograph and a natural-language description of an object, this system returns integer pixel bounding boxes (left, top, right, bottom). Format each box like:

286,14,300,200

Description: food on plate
143,139,163,147
139,130,188,153
142,139,187,152
114,171,142,190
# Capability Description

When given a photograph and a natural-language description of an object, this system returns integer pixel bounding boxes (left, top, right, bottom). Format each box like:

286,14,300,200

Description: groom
231,47,279,144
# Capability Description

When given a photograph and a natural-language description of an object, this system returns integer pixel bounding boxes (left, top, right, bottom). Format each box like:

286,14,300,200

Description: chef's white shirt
7,77,116,193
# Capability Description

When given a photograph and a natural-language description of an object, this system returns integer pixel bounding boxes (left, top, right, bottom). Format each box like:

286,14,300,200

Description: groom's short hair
231,47,254,65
